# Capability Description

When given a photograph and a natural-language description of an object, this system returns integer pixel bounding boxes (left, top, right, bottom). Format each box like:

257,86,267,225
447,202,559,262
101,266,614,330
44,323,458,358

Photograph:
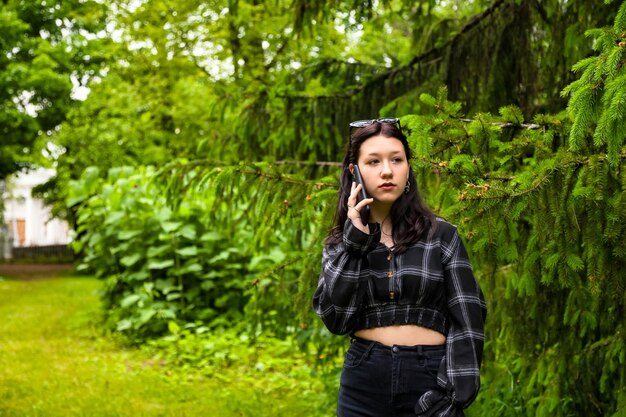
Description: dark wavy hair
326,121,437,253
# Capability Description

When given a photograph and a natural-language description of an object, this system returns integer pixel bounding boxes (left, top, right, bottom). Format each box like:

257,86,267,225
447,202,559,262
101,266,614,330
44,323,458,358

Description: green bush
69,166,255,339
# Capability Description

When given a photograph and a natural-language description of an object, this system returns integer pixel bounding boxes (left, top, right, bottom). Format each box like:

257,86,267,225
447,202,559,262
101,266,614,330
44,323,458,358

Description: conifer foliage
403,88,625,414
563,1,626,166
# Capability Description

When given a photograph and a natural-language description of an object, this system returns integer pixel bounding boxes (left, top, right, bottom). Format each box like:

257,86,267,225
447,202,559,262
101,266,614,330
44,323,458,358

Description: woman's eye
367,160,379,165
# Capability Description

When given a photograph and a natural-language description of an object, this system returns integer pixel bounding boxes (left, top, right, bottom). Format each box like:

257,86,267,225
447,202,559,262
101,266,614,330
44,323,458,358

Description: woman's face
354,135,409,206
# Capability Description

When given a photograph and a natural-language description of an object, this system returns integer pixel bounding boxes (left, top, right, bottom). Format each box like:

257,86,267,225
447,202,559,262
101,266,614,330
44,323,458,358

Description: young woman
313,118,486,417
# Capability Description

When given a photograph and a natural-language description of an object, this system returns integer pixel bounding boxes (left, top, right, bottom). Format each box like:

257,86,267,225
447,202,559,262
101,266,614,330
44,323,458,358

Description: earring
404,180,410,194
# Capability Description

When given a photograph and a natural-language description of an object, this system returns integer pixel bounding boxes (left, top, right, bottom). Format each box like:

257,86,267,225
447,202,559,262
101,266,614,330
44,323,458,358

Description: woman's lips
378,183,396,190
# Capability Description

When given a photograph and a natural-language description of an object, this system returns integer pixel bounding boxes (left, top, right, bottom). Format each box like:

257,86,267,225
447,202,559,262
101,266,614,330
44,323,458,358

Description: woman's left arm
416,225,487,416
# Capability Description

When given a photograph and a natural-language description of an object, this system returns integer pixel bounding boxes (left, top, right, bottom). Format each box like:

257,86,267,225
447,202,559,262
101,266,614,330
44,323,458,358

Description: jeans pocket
343,342,372,368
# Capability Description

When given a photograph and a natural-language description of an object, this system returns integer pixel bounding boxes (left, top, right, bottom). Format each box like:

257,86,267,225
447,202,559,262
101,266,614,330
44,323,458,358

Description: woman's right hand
347,182,374,233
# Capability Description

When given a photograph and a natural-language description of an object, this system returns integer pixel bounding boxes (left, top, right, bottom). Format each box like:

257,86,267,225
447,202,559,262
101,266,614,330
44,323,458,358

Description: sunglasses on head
349,117,401,129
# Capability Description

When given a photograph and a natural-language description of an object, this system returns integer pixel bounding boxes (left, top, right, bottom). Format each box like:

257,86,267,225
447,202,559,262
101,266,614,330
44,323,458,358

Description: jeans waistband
350,335,446,355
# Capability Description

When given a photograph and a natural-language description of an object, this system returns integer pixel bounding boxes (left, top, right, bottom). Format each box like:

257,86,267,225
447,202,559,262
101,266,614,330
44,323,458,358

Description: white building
2,168,71,250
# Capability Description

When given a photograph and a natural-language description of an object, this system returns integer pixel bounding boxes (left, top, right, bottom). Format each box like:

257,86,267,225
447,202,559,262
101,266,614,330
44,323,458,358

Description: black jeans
337,337,445,417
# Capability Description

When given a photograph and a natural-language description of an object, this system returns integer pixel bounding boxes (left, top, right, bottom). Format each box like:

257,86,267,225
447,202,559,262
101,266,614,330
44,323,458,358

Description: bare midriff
354,324,446,346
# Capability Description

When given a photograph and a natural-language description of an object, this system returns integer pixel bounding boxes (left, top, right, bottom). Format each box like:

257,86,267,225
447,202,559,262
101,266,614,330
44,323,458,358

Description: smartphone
352,165,370,224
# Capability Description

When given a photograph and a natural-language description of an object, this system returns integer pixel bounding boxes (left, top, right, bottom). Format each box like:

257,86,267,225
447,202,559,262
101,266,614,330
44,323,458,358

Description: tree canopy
31,1,615,210
0,0,109,178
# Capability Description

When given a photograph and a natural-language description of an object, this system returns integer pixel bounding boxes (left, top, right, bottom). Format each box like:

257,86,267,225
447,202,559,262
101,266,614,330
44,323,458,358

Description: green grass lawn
0,276,330,417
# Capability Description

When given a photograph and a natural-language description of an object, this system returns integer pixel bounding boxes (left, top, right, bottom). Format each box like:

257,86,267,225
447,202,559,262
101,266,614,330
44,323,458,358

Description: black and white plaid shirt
313,218,486,416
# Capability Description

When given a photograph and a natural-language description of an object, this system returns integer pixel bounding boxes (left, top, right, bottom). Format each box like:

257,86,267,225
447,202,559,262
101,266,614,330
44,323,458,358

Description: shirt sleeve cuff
342,218,381,255
415,390,461,417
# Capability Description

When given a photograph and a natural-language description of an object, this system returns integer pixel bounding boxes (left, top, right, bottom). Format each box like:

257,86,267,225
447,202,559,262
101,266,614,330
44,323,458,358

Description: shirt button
392,346,399,353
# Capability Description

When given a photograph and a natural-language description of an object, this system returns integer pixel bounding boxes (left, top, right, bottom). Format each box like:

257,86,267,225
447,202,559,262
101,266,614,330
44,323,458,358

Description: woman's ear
348,163,355,176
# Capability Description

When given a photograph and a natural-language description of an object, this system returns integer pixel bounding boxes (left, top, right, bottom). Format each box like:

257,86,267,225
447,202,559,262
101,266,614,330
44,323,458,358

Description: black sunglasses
349,117,401,129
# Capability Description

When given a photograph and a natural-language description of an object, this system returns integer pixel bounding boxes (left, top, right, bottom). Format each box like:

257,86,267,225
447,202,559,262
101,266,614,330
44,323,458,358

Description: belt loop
417,345,423,355
364,340,376,359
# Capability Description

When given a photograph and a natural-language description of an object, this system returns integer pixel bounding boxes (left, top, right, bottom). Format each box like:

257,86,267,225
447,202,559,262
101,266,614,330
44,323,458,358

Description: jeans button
392,346,399,353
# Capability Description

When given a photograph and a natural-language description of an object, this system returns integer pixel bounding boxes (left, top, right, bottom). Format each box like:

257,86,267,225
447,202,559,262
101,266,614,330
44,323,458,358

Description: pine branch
279,0,511,102
458,118,542,129
460,153,626,203
273,160,341,167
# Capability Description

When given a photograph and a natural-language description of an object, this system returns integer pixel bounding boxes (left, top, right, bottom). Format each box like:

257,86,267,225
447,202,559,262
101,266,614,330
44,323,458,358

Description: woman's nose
380,161,393,177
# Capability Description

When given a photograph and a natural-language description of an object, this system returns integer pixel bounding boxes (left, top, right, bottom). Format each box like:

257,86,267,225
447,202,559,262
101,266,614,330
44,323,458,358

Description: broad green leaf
120,294,141,308
137,308,157,325
147,245,172,258
148,259,175,269
180,262,203,274
175,246,198,257
120,253,142,267
116,319,133,331
168,321,180,334
178,224,197,240
200,232,222,242
117,230,143,240
161,221,182,232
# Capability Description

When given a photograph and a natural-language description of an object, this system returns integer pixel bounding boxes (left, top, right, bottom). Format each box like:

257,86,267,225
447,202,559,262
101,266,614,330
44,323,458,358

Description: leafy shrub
69,166,254,339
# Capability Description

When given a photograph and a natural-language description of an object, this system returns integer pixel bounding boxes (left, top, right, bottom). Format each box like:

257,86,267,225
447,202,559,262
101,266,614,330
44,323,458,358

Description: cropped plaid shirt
313,218,486,416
